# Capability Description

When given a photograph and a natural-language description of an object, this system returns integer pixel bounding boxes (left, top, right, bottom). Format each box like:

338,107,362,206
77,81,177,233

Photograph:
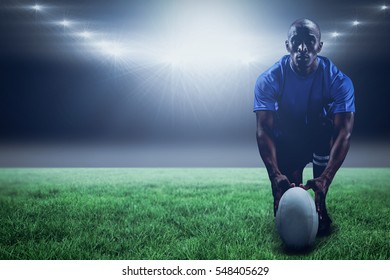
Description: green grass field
0,168,389,260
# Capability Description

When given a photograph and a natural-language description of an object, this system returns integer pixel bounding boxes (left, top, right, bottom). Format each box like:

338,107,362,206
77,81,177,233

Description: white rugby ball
276,187,318,249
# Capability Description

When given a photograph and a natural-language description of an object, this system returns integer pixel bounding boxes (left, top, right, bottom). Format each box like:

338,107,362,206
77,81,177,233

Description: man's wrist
269,171,282,181
319,172,333,187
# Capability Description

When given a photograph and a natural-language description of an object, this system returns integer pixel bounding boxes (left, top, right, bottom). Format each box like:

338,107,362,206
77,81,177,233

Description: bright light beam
32,4,42,11
331,32,340,38
59,19,71,27
19,1,292,72
145,16,279,71
93,41,125,58
352,20,360,26
381,5,388,10
77,30,93,39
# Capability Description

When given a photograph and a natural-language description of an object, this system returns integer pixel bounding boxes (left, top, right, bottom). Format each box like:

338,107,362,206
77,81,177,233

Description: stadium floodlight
381,5,388,10
32,4,42,11
60,19,71,27
352,20,360,26
148,21,275,70
168,33,258,67
21,1,281,71
331,32,340,38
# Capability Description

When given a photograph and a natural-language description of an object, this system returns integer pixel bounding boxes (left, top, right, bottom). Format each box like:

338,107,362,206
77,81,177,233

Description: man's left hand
304,176,333,235
304,176,331,214
305,176,330,197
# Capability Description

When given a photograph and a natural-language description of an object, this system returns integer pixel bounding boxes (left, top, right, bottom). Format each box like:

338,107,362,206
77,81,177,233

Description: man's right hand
271,174,293,216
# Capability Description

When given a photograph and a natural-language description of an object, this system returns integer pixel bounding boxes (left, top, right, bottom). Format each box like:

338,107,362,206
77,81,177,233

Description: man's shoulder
318,56,353,85
317,56,354,104
318,56,346,77
257,55,289,84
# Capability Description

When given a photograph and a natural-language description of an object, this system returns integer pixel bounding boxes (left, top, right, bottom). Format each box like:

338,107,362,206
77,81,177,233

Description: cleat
317,212,332,236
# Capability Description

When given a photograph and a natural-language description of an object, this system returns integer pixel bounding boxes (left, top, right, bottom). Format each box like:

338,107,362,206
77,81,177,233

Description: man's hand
305,176,332,235
305,176,329,197
305,176,330,212
271,174,294,216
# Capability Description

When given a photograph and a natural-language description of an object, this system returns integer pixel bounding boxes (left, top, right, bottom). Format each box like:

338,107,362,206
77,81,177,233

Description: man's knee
282,168,304,185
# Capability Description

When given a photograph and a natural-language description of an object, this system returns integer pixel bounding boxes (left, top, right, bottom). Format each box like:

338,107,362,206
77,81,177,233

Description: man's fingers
315,192,326,214
305,179,318,191
290,183,296,188
300,183,310,190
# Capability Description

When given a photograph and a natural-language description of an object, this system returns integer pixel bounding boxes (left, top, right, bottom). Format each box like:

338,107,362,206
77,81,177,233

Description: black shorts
275,120,333,173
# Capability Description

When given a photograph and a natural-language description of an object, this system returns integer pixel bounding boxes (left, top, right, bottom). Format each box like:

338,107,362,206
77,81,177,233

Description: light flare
331,31,340,38
77,30,93,39
59,19,71,27
32,4,42,11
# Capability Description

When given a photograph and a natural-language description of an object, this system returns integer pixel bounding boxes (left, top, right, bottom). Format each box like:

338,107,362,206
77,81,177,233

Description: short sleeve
329,74,355,114
253,74,278,112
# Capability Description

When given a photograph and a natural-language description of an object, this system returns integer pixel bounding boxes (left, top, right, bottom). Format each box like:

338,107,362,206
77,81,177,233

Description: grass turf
0,168,389,260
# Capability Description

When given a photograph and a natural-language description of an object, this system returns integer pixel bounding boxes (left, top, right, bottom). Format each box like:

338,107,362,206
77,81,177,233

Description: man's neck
290,57,319,77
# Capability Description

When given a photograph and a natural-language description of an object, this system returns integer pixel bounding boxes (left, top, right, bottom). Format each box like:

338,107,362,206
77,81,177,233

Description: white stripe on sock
313,153,330,161
313,159,328,166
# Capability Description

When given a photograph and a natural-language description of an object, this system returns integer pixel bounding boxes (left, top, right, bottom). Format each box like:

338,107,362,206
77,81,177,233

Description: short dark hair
287,18,321,41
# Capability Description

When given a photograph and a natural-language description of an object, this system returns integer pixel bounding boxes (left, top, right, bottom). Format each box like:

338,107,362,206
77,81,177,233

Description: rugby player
254,19,355,235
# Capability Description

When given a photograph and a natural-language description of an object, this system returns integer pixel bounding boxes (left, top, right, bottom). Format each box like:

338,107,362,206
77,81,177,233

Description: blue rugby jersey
253,55,355,137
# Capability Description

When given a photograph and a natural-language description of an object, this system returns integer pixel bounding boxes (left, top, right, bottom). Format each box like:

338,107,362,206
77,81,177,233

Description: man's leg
312,154,332,235
285,167,304,185
312,120,333,235
273,135,308,216
313,154,328,178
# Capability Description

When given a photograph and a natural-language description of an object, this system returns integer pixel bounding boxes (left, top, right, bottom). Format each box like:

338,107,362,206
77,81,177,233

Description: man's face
286,25,323,73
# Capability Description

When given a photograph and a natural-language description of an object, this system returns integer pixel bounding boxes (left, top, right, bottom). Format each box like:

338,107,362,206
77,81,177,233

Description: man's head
285,19,323,75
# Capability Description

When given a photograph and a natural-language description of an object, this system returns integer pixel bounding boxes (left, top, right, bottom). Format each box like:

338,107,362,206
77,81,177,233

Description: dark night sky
1,0,390,146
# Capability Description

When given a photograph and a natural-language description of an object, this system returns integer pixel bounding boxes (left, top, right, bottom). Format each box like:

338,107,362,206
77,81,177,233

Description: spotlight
381,5,388,10
60,19,71,27
352,20,360,26
32,4,42,11
331,32,340,38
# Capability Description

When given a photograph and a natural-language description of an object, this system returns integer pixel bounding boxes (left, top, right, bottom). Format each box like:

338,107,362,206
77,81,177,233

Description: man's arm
322,112,354,182
256,111,280,179
256,111,291,214
306,112,355,195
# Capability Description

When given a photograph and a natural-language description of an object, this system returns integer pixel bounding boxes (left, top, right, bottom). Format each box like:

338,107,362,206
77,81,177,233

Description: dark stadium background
0,0,389,166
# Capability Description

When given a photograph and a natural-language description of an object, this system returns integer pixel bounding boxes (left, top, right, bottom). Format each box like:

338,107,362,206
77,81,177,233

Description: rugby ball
275,187,318,249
